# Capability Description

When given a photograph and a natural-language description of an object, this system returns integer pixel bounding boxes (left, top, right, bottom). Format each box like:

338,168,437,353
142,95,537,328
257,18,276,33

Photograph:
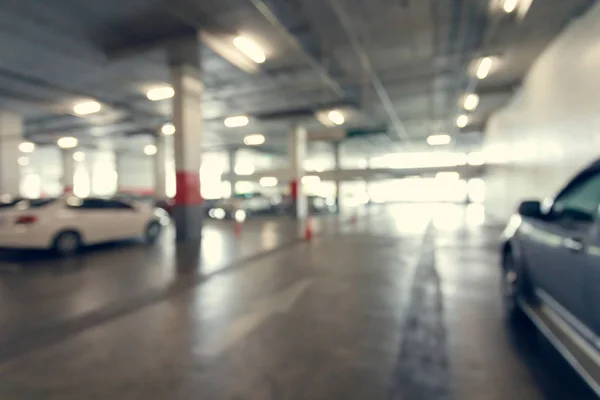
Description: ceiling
0,0,595,159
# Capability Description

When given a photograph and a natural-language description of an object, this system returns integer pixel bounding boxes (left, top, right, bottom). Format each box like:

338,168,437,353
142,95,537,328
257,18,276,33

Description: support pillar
61,149,75,194
0,112,21,198
333,141,342,212
289,125,307,220
154,135,167,200
170,44,203,242
228,148,237,198
114,150,124,194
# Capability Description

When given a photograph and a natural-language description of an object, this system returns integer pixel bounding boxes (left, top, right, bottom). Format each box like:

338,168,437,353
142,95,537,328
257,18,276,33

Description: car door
520,172,600,328
65,197,115,244
102,199,145,239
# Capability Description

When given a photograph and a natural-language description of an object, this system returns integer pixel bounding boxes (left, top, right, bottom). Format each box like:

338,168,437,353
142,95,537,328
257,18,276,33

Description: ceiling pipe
325,0,413,148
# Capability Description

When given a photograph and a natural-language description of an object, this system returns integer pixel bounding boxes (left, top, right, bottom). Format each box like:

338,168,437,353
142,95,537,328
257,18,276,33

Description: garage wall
484,3,600,221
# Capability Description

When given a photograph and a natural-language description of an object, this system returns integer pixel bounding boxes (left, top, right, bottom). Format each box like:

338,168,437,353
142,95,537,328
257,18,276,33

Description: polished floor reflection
0,204,595,399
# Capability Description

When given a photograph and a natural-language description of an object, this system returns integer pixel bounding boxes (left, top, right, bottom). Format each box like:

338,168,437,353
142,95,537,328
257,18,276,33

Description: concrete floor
0,204,595,399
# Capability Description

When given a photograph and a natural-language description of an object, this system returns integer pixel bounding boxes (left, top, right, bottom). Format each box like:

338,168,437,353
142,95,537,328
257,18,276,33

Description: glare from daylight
463,93,479,111
146,86,174,101
436,171,460,180
259,177,278,187
243,134,265,146
301,175,321,185
467,151,485,166
427,134,451,146
19,141,35,153
233,36,266,64
224,115,249,128
161,123,175,135
456,114,469,128
476,57,493,79
143,144,157,156
327,110,345,125
73,101,101,116
57,136,78,149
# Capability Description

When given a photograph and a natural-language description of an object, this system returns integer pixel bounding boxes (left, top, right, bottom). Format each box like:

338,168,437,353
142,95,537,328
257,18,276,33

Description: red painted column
171,61,204,242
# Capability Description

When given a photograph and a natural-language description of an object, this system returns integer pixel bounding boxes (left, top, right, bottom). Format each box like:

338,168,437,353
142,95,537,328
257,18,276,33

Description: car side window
552,173,600,223
105,200,134,210
67,198,107,210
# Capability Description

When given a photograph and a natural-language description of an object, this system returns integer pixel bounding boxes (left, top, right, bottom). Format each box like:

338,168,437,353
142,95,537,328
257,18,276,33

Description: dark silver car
501,159,600,395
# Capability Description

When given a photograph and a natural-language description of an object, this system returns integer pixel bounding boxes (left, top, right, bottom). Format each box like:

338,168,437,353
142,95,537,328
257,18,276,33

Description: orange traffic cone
234,220,242,237
304,216,313,241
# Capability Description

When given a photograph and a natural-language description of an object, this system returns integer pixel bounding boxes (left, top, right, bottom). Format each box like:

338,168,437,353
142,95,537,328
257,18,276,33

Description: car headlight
209,208,226,220
235,209,246,222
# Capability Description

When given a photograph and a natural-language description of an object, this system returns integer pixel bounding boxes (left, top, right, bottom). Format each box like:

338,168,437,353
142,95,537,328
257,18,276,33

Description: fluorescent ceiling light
224,115,249,128
233,36,266,64
328,110,345,126
19,142,35,153
73,151,86,162
144,144,157,156
456,114,469,128
464,93,479,111
161,123,175,136
57,137,78,149
436,171,460,180
476,57,492,80
18,156,29,167
467,151,485,166
427,134,451,146
503,0,518,13
146,86,174,101
243,134,265,146
73,101,101,116
259,177,278,187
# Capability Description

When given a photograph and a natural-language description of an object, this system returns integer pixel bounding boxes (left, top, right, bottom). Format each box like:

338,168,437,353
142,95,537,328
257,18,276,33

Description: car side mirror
518,200,544,219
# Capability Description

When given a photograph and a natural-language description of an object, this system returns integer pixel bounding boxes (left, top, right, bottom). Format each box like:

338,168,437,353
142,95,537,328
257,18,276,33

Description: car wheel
145,221,162,244
52,231,82,257
502,249,533,324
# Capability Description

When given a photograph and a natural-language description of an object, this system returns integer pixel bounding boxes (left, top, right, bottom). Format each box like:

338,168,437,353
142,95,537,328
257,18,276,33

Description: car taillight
16,215,38,225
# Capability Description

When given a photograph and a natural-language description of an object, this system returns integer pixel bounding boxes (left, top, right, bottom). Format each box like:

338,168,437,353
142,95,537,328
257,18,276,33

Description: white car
0,196,169,256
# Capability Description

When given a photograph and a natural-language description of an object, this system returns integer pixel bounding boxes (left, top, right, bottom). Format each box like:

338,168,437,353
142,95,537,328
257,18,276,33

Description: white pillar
0,112,22,197
171,62,203,241
154,135,167,199
333,141,342,211
114,150,124,193
61,149,75,194
289,125,307,220
229,148,237,198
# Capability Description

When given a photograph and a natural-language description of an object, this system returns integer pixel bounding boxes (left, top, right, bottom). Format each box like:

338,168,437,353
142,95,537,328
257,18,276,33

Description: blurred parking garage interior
0,0,600,398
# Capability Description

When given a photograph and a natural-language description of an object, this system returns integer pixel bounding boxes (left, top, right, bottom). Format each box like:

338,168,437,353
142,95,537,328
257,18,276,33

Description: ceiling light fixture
463,93,480,111
427,134,451,146
259,177,278,187
57,137,78,149
476,57,493,80
328,110,345,126
233,36,266,64
73,101,101,116
144,144,157,156
73,151,86,162
161,123,175,136
503,0,518,13
147,86,175,101
18,156,29,167
456,115,469,128
243,134,265,146
301,175,321,185
467,151,485,166
224,115,249,128
19,142,35,153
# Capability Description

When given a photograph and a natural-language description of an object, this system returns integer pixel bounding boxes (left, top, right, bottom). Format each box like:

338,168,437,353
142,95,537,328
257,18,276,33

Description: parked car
207,194,283,220
0,196,169,256
501,159,600,395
